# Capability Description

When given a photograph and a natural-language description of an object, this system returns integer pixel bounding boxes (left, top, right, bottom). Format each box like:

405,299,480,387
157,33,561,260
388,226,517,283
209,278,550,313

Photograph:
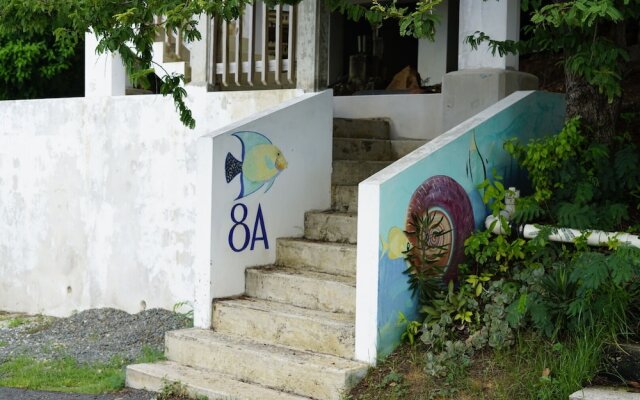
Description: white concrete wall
442,69,539,131
333,94,443,140
194,91,333,328
85,32,127,97
0,89,302,317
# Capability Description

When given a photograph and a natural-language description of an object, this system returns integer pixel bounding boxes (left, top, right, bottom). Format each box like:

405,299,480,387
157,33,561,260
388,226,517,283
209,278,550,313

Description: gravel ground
0,308,192,400
0,387,156,400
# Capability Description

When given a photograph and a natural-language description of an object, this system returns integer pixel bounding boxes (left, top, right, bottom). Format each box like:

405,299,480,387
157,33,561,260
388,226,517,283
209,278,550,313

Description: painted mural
225,131,287,253
225,131,288,200
374,91,566,358
405,175,475,283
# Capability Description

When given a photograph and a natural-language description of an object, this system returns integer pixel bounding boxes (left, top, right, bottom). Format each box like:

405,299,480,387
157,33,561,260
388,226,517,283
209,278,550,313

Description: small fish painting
381,226,411,260
225,131,288,200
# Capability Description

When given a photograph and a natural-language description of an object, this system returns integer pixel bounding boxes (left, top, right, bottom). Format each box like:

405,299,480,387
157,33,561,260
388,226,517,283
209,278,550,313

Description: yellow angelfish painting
225,131,288,200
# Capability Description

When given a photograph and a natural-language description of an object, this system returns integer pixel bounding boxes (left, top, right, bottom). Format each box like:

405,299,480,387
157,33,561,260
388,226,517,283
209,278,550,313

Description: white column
84,32,127,97
188,14,210,88
296,0,330,91
458,0,520,70
417,0,449,85
193,136,215,329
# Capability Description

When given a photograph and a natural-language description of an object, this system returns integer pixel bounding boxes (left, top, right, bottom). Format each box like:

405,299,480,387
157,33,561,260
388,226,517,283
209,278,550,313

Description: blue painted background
375,91,566,358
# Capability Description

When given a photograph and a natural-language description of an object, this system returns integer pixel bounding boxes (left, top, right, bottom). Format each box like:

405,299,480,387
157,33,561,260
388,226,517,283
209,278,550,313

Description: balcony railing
153,4,296,90
207,2,296,89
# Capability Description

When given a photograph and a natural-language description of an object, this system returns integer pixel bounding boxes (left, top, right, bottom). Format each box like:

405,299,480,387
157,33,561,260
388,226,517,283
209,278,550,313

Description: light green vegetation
0,345,165,394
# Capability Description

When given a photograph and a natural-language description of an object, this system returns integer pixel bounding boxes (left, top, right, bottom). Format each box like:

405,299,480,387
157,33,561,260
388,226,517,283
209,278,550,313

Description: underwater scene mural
374,92,566,358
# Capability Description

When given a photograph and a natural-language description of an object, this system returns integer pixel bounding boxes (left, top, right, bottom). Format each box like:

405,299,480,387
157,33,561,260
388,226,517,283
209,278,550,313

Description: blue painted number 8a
228,203,269,252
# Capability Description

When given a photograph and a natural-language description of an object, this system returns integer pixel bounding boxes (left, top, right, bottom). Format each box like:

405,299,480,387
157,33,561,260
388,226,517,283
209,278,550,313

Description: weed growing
7,317,27,329
157,380,209,400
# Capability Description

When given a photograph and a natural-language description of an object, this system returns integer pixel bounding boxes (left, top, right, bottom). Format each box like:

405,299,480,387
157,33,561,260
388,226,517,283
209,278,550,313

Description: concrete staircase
126,118,426,400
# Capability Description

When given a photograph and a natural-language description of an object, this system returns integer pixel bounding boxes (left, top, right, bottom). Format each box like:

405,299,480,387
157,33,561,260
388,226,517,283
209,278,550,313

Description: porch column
458,0,520,70
296,0,330,91
417,0,450,85
188,14,211,89
84,32,127,97
442,0,538,131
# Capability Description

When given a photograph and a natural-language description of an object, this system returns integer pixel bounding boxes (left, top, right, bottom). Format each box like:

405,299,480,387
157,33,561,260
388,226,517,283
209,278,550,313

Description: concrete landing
569,387,640,399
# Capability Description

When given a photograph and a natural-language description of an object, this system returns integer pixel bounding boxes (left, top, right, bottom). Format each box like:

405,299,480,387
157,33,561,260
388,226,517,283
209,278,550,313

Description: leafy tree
0,0,257,127
457,0,639,141
0,1,84,99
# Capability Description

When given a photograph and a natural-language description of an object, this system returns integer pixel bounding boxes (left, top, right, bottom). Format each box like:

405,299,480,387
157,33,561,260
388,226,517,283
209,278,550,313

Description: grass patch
0,341,7,348
7,317,27,328
0,356,127,394
0,345,166,394
347,331,612,400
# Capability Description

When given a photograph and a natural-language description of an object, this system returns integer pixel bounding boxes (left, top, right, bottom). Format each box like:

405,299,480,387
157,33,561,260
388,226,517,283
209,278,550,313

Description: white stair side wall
194,90,333,328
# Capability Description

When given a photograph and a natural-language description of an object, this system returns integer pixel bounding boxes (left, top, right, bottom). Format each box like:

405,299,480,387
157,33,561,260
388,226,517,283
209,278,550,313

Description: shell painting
405,175,474,283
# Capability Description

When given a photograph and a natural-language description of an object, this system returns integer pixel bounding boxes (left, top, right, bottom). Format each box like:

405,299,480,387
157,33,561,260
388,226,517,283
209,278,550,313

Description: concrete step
246,266,356,313
332,185,358,213
304,211,357,244
569,387,640,399
276,238,356,277
333,118,390,140
165,329,369,400
333,138,426,161
332,160,392,186
127,361,310,400
391,139,427,158
212,297,355,358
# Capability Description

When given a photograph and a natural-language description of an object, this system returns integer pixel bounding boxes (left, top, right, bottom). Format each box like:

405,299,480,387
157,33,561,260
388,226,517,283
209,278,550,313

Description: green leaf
570,252,609,291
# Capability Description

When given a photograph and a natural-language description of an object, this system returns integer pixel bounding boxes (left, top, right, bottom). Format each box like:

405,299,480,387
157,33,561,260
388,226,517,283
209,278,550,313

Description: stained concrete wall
0,89,302,317
333,94,443,140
